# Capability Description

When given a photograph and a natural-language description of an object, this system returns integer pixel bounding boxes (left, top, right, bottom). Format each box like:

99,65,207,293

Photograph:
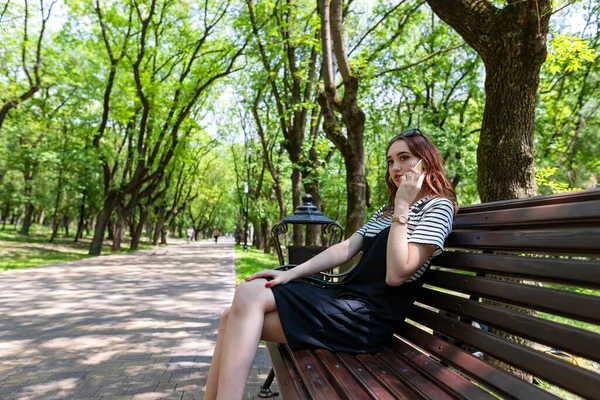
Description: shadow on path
0,238,275,400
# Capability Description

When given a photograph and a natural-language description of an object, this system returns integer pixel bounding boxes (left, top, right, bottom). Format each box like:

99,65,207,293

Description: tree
83,0,245,255
424,0,553,202
245,0,327,244
317,0,366,237
0,0,56,133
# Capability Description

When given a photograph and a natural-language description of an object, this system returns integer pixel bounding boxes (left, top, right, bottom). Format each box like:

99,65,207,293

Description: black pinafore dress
270,226,425,353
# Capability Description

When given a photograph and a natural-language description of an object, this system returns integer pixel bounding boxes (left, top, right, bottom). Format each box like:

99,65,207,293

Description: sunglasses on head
402,128,423,137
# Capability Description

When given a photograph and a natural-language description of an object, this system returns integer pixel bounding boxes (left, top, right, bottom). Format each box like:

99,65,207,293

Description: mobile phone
413,159,424,173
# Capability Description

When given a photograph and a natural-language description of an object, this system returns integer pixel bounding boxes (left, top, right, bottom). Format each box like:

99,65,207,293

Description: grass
0,223,159,271
233,244,279,285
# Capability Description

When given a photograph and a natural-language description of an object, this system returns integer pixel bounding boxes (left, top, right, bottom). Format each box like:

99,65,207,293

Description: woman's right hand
245,269,294,288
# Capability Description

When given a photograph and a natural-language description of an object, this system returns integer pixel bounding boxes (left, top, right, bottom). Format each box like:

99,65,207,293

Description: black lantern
271,194,343,267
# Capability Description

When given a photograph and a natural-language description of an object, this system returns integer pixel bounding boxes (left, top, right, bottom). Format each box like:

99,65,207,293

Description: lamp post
244,148,251,251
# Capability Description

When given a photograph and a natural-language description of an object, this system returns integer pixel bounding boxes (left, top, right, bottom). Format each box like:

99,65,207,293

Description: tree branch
374,42,466,78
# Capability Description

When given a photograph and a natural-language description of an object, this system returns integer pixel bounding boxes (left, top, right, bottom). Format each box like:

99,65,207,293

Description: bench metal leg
257,368,278,398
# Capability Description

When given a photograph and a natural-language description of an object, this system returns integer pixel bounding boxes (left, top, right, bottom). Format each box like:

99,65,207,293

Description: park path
0,238,278,400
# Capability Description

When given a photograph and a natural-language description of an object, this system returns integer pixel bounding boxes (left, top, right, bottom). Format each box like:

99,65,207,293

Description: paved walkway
0,238,278,400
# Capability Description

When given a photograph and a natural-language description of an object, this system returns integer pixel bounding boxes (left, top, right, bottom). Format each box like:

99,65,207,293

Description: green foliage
535,167,583,194
546,33,596,75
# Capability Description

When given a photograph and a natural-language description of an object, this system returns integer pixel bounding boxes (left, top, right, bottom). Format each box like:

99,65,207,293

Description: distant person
186,227,195,243
212,229,220,243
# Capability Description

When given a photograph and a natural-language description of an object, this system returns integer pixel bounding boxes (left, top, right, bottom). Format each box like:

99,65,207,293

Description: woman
205,129,457,399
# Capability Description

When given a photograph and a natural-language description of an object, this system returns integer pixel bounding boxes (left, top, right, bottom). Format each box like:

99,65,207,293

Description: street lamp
243,148,251,251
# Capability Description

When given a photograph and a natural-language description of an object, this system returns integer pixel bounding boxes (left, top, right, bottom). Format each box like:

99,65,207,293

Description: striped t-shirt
356,197,454,282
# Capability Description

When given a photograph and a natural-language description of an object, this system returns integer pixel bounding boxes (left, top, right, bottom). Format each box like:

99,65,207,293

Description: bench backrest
407,189,600,400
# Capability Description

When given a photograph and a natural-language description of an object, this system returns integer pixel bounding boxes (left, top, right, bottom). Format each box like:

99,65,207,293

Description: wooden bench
264,189,600,399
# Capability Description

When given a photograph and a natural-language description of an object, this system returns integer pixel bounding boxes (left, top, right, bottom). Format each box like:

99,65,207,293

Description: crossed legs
205,279,286,400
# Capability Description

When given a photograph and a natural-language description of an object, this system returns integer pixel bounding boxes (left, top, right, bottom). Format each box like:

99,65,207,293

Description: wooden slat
390,338,496,400
313,350,374,400
445,227,600,254
409,307,600,400
355,354,422,400
266,342,308,400
401,323,560,400
337,353,397,399
290,349,340,399
417,288,600,362
433,252,600,289
375,349,454,400
455,189,600,214
425,270,600,325
453,199,600,228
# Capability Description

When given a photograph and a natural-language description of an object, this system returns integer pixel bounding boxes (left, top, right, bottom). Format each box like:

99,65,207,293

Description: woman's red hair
384,130,458,214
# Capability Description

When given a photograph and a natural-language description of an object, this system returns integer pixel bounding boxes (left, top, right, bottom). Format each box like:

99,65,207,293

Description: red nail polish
265,282,271,288
245,278,249,282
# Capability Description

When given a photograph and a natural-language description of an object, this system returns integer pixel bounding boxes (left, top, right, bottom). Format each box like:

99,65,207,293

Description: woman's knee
221,307,231,321
231,280,268,313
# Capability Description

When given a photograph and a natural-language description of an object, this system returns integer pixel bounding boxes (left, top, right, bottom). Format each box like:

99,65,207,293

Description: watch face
399,216,407,224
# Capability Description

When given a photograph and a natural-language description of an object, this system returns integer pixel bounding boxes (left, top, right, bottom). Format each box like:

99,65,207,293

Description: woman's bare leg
215,279,280,400
204,307,230,400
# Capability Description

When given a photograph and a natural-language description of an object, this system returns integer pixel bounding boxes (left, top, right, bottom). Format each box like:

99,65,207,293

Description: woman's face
386,139,421,187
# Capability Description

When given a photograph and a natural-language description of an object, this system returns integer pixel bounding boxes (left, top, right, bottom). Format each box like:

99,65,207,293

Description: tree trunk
478,60,540,201
304,181,322,246
1,203,8,230
89,194,119,255
38,209,45,226
75,189,87,242
131,208,148,250
261,220,271,254
106,217,114,241
317,81,366,238
111,209,125,252
254,218,263,250
343,145,366,237
146,218,153,239
153,217,164,245
63,216,70,237
20,201,34,236
160,225,168,245
90,208,110,255
291,169,303,245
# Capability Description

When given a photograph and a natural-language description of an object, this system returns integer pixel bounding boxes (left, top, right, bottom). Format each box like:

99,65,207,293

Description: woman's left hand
395,166,426,206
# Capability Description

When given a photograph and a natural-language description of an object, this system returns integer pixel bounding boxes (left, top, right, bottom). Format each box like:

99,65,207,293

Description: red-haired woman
205,128,457,399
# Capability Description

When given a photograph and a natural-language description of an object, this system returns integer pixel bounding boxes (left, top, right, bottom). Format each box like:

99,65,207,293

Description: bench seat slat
290,349,341,399
375,349,455,400
313,350,375,400
266,342,309,400
409,307,600,400
453,199,600,228
417,288,600,362
355,354,422,400
390,338,496,400
337,353,398,399
401,323,560,400
445,227,600,254
454,189,600,214
433,252,600,289
426,270,600,325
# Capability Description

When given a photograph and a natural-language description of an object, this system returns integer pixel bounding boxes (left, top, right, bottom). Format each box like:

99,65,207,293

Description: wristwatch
391,215,409,225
